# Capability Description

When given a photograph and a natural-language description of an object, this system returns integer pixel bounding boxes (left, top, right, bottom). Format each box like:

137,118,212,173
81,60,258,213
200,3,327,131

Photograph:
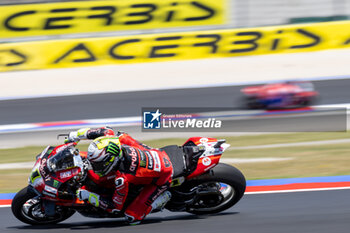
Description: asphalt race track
0,78,349,125
2,189,350,233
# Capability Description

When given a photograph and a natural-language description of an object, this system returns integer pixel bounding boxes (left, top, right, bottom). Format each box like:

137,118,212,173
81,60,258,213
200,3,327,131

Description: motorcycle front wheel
185,163,246,215
11,186,75,225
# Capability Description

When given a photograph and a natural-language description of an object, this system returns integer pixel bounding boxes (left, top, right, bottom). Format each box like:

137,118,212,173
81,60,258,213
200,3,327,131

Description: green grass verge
229,143,350,180
0,169,31,193
1,132,350,193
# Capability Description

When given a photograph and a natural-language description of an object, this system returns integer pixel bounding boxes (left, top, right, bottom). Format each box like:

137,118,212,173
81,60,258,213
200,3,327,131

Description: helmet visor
91,152,116,176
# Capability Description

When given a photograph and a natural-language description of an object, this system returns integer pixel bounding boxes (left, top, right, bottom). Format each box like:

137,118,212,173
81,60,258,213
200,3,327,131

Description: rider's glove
76,188,89,201
76,188,100,208
65,128,91,143
65,131,79,143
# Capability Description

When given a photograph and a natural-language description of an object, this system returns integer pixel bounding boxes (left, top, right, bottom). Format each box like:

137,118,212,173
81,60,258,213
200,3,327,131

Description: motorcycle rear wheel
185,163,246,215
11,186,75,225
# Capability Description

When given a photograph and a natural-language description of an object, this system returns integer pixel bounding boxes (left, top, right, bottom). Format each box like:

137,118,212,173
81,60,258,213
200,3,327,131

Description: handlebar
57,134,69,140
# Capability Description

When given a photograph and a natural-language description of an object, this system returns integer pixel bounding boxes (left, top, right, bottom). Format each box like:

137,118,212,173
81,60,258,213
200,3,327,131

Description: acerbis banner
0,0,226,39
1,20,350,72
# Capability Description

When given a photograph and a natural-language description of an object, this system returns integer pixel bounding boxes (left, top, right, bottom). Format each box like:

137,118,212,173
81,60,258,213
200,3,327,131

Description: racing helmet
87,137,122,176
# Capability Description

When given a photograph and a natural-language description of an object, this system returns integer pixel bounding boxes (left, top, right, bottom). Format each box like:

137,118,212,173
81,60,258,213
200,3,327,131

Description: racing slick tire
11,186,75,225
185,163,246,215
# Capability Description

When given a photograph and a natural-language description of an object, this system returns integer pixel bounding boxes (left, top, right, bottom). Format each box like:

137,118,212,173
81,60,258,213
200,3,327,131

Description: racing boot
125,214,142,226
151,191,172,212
125,191,172,225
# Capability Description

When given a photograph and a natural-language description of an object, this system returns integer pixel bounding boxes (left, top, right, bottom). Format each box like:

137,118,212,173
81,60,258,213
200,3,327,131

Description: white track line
228,139,350,150
316,103,350,108
245,186,350,195
0,162,35,170
220,158,293,163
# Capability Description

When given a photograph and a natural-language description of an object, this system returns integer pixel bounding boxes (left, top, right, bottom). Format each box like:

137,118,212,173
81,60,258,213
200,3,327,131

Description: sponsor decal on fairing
128,147,138,172
138,150,147,168
145,151,154,170
59,170,72,179
202,157,212,166
44,185,58,195
150,151,161,172
199,137,209,143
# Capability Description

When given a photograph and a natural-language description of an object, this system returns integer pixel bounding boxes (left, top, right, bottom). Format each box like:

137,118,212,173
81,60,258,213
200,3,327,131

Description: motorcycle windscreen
47,150,77,172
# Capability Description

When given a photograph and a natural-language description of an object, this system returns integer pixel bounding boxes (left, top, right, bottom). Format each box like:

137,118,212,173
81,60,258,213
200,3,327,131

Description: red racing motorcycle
241,81,318,109
11,136,246,225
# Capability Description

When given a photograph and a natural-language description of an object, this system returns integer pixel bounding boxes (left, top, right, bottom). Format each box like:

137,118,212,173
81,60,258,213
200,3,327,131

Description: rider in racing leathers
67,127,173,225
